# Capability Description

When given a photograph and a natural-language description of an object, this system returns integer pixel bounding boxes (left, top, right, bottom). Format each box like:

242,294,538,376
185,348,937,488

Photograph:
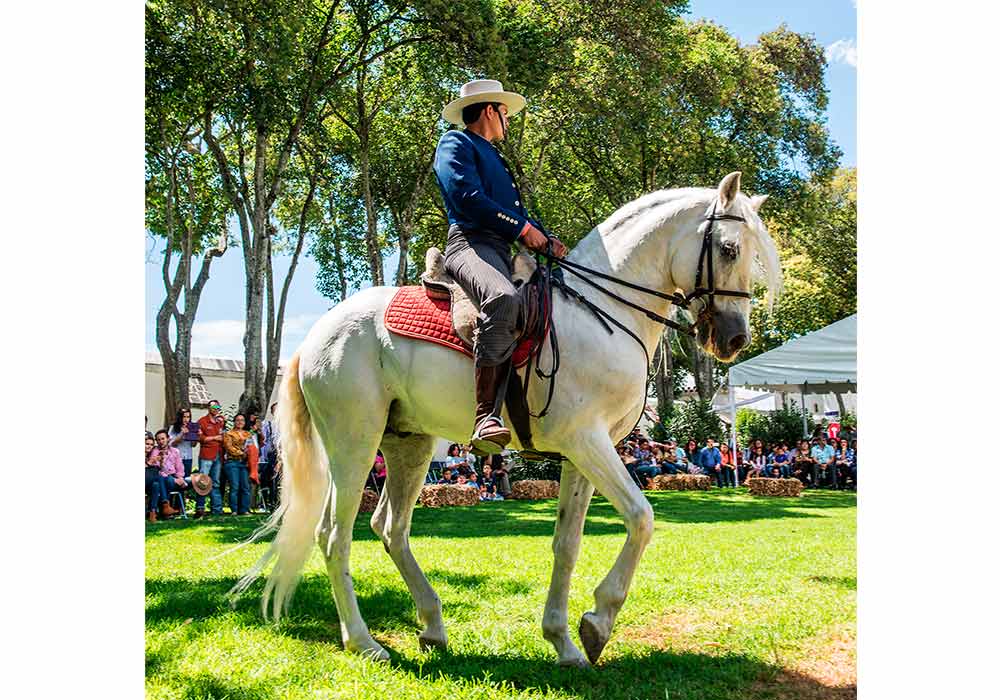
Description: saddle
419,247,545,366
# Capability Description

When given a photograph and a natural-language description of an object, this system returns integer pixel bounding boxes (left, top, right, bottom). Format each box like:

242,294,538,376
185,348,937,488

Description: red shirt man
197,401,226,461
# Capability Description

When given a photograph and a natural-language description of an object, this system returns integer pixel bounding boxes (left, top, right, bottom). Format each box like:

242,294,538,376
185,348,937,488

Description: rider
433,79,567,454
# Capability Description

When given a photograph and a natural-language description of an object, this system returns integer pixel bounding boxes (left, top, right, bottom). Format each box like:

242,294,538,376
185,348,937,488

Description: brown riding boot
470,362,512,455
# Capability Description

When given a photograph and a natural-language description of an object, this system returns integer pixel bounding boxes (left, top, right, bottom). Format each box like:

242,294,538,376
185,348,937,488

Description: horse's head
670,172,782,362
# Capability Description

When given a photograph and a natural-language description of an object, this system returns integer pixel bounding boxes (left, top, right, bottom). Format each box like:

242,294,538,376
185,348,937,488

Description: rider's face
490,104,509,141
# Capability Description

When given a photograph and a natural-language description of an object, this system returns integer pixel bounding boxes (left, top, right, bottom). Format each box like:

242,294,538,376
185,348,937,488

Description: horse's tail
229,352,330,620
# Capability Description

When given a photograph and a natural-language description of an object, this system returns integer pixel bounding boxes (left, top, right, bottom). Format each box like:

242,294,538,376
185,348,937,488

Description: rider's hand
518,222,548,252
519,222,567,258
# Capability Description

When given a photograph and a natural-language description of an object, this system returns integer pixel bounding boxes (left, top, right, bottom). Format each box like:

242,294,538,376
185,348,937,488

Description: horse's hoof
418,633,448,652
347,639,390,662
578,612,609,665
557,654,591,669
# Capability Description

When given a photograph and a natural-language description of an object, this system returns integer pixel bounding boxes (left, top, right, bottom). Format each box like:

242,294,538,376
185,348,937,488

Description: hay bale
510,479,560,500
358,489,380,513
747,477,803,498
419,484,480,508
648,474,713,491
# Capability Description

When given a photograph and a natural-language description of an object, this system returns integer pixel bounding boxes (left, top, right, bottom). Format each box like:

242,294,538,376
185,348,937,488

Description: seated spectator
152,429,188,516
617,444,643,488
810,435,837,488
145,435,165,522
660,443,683,474
465,472,480,490
684,440,703,475
444,443,473,477
488,454,513,497
769,444,791,478
480,463,496,492
368,450,387,492
632,438,660,487
437,467,456,485
698,438,723,486
742,445,767,484
835,439,855,489
789,439,814,485
168,408,197,478
222,414,252,515
719,442,737,487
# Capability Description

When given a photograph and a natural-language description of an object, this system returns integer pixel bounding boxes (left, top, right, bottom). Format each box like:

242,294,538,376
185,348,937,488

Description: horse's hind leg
371,432,447,650
312,404,391,661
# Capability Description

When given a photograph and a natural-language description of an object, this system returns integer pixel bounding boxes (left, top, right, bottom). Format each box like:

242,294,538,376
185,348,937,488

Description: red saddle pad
384,286,541,368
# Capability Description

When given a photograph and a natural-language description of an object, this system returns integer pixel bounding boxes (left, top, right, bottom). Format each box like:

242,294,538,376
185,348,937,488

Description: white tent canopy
728,314,856,394
724,314,856,443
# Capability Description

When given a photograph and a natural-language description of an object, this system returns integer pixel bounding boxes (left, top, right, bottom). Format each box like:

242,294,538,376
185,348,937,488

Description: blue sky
145,0,856,362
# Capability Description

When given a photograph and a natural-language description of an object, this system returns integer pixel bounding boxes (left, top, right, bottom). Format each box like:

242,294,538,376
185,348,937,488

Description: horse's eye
720,239,740,260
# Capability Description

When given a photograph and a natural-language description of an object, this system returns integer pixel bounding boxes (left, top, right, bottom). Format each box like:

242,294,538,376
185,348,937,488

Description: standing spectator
719,442,737,488
153,429,189,511
790,439,814,485
168,408,197,478
699,438,723,486
810,435,837,488
145,435,164,522
222,414,252,515
632,438,660,487
145,416,153,441
489,453,512,497
257,403,278,510
196,400,226,517
459,444,478,475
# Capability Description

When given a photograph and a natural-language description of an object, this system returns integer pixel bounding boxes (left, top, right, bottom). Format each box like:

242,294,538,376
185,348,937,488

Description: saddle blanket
383,286,538,368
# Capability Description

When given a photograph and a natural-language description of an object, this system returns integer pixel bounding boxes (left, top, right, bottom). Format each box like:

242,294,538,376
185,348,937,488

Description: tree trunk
654,328,674,416
357,71,383,286
835,392,847,418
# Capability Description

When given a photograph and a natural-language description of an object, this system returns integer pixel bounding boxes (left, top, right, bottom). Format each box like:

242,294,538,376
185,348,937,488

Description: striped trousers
443,224,520,368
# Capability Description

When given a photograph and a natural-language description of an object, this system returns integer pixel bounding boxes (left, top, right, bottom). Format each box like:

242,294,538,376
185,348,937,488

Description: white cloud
190,314,323,360
826,38,858,68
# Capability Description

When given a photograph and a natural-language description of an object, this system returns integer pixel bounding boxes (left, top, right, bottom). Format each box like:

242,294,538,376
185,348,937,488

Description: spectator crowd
145,399,281,522
616,428,857,491
147,403,856,523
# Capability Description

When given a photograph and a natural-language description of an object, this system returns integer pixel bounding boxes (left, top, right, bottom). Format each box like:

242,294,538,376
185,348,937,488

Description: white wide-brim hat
442,79,526,126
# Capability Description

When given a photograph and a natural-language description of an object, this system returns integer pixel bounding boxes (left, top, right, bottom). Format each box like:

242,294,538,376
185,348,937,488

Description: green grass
146,489,856,700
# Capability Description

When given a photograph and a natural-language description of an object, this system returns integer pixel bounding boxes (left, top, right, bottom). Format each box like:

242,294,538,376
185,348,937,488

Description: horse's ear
718,171,742,209
750,194,769,212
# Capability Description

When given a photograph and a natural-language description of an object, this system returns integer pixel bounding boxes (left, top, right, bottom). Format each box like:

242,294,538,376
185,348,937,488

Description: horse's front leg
542,462,594,667
563,432,655,665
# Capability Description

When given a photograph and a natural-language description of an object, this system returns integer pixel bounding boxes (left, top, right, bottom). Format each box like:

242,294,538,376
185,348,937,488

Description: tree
148,0,503,413
146,18,230,425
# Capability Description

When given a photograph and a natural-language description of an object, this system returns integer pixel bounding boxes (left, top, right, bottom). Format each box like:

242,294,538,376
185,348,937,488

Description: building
145,352,283,431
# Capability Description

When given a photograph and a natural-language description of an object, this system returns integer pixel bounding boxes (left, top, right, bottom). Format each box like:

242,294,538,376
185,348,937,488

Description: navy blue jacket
433,129,537,244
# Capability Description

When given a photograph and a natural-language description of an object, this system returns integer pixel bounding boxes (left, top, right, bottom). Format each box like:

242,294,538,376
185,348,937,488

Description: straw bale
648,474,713,491
419,484,480,508
510,479,561,500
746,477,803,497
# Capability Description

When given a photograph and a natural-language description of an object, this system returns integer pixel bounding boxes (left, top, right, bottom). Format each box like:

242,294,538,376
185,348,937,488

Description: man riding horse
433,79,568,455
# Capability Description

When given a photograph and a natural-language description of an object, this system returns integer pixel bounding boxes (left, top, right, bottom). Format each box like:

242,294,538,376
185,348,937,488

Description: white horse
232,172,781,667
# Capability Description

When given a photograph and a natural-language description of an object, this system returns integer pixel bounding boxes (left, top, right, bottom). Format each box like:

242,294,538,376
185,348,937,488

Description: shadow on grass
807,575,857,590
149,634,854,700
145,490,855,545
